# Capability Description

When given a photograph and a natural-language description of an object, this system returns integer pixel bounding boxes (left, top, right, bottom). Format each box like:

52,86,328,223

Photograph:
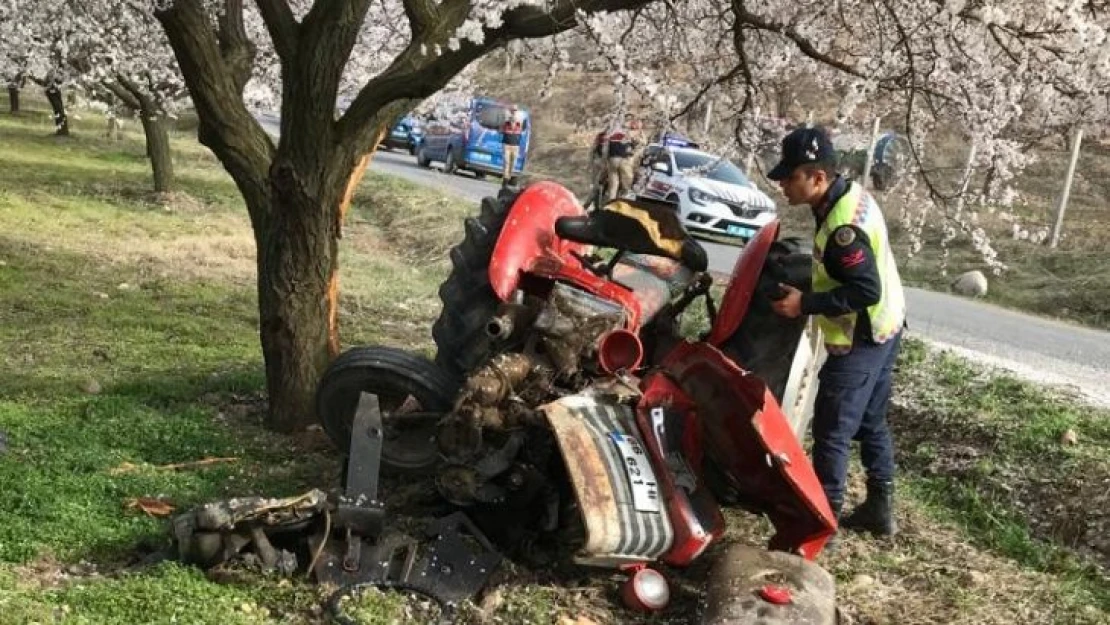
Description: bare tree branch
400,0,437,36
104,78,140,110
253,0,298,64
218,0,256,93
155,0,275,223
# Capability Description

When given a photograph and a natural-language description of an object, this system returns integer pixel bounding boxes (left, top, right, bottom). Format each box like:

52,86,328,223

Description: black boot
841,481,898,536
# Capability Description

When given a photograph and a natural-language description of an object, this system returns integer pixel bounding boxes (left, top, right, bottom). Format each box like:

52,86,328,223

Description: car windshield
474,103,513,130
674,151,751,187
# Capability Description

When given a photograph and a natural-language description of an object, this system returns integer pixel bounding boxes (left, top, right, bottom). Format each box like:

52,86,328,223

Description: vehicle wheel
701,544,836,625
475,171,487,180
444,149,459,174
431,186,520,381
409,143,418,156
316,346,457,474
720,237,815,437
416,146,431,168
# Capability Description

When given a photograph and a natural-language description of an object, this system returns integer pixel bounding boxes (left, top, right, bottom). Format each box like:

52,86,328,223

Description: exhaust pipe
486,315,515,340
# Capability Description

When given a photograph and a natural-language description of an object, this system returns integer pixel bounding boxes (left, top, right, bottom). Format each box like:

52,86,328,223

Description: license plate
391,131,407,138
727,224,756,238
609,432,660,513
469,152,492,162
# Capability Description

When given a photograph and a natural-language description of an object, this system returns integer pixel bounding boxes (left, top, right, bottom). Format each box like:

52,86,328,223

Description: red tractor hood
661,340,837,560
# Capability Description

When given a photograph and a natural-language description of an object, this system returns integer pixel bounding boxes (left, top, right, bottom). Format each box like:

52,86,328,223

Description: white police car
635,144,777,244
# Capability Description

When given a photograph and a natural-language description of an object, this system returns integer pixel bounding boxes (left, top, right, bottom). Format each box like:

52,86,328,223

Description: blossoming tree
560,1,1110,269
70,0,191,192
149,0,659,431
120,0,1110,431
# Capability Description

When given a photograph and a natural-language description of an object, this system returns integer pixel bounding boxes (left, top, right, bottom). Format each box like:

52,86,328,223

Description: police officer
767,126,906,539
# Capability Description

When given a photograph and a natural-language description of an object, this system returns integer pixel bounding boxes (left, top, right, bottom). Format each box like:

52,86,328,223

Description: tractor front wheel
316,346,456,474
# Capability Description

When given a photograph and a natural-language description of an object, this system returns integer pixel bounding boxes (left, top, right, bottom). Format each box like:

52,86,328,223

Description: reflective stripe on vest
812,182,905,353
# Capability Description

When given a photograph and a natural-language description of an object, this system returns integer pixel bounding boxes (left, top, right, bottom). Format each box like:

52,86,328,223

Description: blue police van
416,96,531,178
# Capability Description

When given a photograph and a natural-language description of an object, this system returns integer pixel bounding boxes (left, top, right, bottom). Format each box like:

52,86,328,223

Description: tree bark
259,148,357,432
141,112,175,193
107,77,176,193
44,84,69,136
7,87,19,113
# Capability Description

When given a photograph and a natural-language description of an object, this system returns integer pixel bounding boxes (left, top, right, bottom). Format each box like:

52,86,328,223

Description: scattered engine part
171,489,328,572
320,512,503,625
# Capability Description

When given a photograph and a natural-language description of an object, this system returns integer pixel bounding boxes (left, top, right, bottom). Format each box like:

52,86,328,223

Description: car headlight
688,188,715,205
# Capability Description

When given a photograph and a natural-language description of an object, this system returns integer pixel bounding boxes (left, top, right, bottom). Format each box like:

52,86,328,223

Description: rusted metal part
544,399,622,559
459,352,534,406
486,301,535,341
701,544,836,625
534,282,625,376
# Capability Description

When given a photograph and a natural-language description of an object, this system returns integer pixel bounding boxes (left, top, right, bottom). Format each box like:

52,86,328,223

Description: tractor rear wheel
721,237,820,438
431,186,519,382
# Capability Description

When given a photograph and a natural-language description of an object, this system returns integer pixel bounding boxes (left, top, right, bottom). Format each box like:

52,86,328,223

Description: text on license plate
727,224,755,237
609,432,660,513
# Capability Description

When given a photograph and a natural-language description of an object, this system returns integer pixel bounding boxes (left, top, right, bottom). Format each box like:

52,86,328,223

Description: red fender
706,220,780,346
486,181,647,329
661,340,837,560
487,181,589,301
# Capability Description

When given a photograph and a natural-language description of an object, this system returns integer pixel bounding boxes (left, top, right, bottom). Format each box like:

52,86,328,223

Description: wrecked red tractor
316,181,838,623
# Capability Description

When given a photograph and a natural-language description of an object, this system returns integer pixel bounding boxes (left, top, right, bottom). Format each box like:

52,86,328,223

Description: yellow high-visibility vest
812,182,905,353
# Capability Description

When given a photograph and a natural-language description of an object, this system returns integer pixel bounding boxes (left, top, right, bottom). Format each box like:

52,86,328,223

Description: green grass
0,100,474,623
891,338,1110,619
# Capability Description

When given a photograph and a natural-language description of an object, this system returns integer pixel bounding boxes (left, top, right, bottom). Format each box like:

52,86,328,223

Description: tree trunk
106,77,177,192
256,158,350,432
140,108,175,193
44,84,69,136
7,87,19,113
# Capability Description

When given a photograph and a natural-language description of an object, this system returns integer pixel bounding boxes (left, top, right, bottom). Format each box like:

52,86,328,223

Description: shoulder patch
833,226,856,246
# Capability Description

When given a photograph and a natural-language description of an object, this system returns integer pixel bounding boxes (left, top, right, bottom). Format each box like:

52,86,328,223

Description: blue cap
767,126,836,181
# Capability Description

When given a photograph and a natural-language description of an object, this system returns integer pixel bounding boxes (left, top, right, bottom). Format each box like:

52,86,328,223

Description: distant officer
501,105,524,183
604,114,643,200
767,126,907,540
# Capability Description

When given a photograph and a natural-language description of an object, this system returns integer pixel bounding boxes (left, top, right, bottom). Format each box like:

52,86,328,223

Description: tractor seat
554,198,708,273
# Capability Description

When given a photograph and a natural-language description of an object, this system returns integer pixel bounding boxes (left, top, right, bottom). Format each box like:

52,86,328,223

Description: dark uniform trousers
811,331,901,506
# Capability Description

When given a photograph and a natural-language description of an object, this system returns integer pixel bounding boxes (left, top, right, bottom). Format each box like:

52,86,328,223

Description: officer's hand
771,283,803,319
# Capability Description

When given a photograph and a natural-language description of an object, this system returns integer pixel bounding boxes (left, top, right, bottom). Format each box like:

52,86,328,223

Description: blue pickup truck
416,96,531,178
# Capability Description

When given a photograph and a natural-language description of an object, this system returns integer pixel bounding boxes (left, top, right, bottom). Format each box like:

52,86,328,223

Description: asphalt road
257,112,502,203
700,237,1109,406
257,114,1110,405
